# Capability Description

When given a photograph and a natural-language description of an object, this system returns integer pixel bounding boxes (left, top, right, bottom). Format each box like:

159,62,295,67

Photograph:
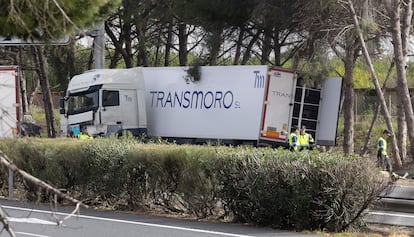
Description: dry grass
310,224,412,236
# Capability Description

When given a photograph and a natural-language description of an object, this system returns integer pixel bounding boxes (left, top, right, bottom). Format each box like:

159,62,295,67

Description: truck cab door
100,89,138,135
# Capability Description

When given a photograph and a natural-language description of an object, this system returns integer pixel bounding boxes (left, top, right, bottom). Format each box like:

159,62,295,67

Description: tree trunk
136,22,149,67
233,26,245,65
108,50,122,69
67,38,77,89
105,22,134,68
241,29,261,65
87,46,94,70
17,48,30,116
178,23,188,66
397,100,407,161
273,27,281,66
137,47,149,67
207,28,223,66
164,20,173,66
348,0,402,167
386,0,414,162
342,50,356,154
154,42,161,67
260,26,272,65
123,20,134,68
32,46,57,138
18,69,29,116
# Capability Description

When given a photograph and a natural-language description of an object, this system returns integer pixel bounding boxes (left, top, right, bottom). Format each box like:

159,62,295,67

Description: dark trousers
377,151,392,173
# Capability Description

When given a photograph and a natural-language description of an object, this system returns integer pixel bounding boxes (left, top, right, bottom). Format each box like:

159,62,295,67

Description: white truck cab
60,68,147,137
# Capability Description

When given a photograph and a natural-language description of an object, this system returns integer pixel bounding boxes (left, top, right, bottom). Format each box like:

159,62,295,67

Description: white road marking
8,217,57,225
3,205,252,237
15,232,51,237
369,211,414,218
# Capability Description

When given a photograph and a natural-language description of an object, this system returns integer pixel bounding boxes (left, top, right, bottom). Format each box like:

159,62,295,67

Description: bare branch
50,0,80,31
51,202,81,226
0,206,15,237
0,150,88,209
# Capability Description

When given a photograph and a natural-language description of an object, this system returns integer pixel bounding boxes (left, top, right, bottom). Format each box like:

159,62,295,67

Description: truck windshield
67,90,99,115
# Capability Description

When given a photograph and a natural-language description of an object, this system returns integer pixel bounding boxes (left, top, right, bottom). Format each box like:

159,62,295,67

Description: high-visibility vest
79,133,93,140
289,133,299,151
377,137,387,156
299,133,314,146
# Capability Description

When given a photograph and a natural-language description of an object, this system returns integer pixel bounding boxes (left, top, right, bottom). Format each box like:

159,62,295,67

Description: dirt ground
365,224,414,236
394,178,414,186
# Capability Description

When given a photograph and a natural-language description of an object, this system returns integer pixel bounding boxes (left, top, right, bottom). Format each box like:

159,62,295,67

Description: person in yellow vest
79,127,93,140
299,126,314,150
377,129,391,172
289,125,300,152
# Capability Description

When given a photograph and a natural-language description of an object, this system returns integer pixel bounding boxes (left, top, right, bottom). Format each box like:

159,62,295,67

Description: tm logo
253,70,265,88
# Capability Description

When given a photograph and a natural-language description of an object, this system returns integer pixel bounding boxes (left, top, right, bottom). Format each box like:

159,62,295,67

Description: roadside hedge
0,138,389,232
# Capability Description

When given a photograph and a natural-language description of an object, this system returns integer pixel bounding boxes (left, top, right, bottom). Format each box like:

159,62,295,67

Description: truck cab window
102,90,119,107
67,90,99,115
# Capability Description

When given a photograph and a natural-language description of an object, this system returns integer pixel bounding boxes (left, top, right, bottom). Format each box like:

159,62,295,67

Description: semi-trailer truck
59,65,342,147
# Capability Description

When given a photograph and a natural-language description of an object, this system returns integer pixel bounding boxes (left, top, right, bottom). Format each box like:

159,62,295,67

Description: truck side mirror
59,97,65,114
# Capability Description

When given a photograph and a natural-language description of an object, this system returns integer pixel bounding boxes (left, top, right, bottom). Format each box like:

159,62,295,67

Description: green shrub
0,138,389,232
176,146,220,218
217,148,388,232
122,144,220,216
0,138,83,200
83,138,127,197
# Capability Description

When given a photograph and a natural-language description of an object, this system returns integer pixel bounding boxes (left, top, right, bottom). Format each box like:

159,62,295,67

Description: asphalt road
0,199,320,237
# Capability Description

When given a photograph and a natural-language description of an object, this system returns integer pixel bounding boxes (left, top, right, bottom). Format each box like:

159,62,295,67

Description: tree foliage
174,0,255,29
0,0,121,40
3,0,414,158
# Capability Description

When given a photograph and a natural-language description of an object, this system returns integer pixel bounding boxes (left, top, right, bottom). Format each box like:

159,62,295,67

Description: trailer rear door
260,68,296,142
316,77,343,146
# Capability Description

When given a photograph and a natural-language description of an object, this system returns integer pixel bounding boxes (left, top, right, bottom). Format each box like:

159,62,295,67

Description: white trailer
60,66,342,147
0,66,19,138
